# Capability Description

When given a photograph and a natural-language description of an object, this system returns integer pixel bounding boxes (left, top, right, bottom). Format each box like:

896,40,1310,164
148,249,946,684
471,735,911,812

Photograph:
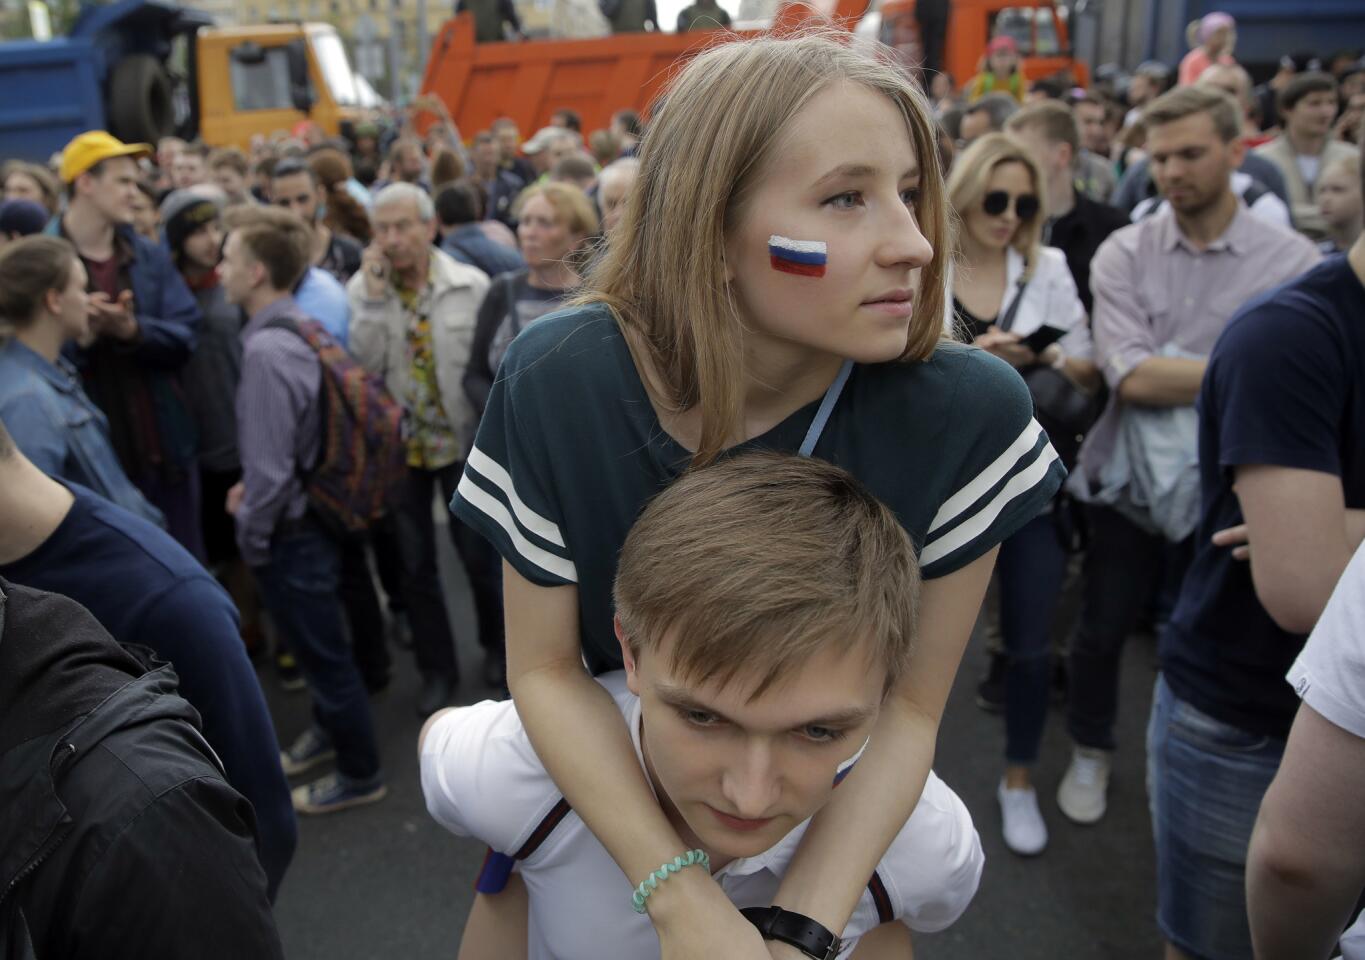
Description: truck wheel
108,55,174,145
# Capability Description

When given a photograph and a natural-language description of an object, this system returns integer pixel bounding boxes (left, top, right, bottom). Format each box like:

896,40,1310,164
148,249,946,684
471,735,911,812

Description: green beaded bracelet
631,849,711,914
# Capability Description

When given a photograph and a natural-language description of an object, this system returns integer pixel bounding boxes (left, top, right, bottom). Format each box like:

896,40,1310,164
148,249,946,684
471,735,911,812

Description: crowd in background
1,10,1365,959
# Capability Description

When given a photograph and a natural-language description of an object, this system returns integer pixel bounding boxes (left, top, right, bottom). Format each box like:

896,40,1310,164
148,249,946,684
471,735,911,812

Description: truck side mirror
286,38,315,115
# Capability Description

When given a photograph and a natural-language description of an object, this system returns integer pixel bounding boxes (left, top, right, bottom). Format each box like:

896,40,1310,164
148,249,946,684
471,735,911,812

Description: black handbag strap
997,275,1030,333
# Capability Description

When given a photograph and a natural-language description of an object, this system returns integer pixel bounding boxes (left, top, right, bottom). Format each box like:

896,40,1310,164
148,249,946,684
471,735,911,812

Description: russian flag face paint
768,235,828,278
832,736,870,786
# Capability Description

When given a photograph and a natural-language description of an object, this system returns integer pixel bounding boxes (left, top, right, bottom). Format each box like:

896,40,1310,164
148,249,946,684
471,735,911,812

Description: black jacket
0,580,283,960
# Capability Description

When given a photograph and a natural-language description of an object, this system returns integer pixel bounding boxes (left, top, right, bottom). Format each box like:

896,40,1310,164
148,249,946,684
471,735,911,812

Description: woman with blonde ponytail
444,28,1064,956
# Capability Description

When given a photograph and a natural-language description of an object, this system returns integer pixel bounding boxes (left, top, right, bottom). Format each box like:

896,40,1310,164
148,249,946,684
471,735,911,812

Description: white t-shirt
1287,540,1365,739
421,673,984,960
1296,153,1323,191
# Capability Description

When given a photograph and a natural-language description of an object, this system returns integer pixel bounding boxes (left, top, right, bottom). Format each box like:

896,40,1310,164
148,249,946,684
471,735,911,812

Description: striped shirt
1074,202,1320,491
450,304,1064,673
234,296,320,567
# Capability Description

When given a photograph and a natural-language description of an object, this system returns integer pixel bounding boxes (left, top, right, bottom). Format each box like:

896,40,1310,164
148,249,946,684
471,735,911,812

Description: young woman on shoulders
452,31,1064,958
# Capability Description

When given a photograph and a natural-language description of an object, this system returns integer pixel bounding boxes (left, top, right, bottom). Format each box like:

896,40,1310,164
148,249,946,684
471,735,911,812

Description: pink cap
1198,12,1235,43
987,35,1019,55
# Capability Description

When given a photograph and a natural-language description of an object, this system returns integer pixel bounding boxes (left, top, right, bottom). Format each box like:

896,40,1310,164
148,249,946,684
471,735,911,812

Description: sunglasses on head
983,190,1040,220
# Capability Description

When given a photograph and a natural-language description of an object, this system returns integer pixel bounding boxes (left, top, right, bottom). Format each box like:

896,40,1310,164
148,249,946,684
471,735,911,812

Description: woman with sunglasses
946,132,1099,857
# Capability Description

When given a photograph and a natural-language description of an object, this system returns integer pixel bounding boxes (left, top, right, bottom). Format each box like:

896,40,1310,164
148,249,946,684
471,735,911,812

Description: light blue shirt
295,267,352,348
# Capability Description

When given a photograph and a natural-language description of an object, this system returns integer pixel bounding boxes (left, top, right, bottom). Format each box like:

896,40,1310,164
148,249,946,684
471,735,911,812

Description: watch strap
740,906,843,960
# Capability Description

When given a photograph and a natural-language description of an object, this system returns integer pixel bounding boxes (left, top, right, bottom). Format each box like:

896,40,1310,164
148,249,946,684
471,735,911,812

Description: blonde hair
1321,151,1359,188
614,451,919,698
947,132,1045,279
579,29,949,467
514,180,601,238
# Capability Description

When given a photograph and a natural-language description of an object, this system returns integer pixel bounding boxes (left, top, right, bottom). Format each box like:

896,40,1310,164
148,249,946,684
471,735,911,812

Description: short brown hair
0,236,77,334
613,452,920,698
223,205,311,292
589,129,622,167
1279,71,1337,114
208,147,249,176
1141,85,1242,142
1005,100,1080,156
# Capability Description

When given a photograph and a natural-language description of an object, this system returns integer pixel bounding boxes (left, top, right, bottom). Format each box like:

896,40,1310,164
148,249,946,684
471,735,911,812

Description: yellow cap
59,131,152,183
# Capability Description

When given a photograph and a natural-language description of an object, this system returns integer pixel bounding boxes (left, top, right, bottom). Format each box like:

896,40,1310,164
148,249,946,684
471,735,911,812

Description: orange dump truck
418,0,1084,138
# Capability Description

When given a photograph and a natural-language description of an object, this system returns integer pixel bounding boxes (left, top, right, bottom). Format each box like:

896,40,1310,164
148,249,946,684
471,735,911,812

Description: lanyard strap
798,359,854,457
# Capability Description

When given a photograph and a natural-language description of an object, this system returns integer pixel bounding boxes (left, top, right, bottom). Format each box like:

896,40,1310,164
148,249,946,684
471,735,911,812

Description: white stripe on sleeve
467,445,567,548
927,419,1047,536
919,443,1059,569
457,474,579,583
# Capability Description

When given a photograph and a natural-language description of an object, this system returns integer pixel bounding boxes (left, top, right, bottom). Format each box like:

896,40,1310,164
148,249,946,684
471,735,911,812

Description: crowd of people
1,9,1364,959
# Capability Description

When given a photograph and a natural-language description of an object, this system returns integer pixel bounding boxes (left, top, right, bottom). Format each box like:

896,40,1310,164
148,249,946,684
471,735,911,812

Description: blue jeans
1068,505,1191,751
258,521,381,783
999,511,1070,765
1146,674,1284,960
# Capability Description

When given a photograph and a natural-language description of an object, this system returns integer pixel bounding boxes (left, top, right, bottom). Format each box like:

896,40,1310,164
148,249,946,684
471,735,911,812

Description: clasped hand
88,290,138,341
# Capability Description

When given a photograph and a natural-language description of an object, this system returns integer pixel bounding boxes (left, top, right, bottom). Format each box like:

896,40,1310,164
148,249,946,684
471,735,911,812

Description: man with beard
1057,86,1320,835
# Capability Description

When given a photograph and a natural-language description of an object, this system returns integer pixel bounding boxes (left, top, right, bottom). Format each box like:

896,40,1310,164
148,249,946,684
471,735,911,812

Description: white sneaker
997,780,1048,856
1057,746,1111,825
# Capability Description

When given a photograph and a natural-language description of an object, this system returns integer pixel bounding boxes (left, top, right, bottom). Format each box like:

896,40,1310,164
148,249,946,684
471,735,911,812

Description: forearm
1346,509,1365,551
1246,837,1358,960
510,661,687,882
772,699,934,931
1248,777,1365,959
1115,356,1206,406
128,314,196,368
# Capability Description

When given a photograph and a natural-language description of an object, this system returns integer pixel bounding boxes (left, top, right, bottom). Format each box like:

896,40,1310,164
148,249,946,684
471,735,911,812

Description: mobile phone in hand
1021,324,1068,354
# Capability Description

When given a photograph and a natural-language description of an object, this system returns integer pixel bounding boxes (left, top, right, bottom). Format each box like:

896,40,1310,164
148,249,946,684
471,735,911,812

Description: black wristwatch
740,906,843,960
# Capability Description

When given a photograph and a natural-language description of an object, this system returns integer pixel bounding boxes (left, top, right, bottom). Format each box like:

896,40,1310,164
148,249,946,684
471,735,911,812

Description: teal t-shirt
451,303,1064,674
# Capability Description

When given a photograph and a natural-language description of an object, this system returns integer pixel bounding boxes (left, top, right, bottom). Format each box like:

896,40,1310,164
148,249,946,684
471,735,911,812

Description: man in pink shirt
1056,85,1320,828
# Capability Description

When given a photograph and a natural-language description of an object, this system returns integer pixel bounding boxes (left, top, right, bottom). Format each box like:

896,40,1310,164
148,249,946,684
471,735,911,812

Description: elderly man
597,157,639,235
347,184,495,715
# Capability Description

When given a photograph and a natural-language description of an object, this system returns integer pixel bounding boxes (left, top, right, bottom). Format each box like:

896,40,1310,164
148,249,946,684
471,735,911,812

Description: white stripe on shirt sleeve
458,473,579,583
920,442,1060,569
467,445,568,548
927,419,1047,536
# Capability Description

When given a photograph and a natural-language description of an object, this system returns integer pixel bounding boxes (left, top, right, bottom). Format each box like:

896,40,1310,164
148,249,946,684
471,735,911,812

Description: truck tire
108,55,174,145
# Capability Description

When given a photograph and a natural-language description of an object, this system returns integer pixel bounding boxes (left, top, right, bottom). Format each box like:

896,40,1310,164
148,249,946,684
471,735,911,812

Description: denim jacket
0,340,164,526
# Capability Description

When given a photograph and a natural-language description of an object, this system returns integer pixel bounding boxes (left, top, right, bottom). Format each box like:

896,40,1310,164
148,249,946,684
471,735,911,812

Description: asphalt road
266,522,1163,960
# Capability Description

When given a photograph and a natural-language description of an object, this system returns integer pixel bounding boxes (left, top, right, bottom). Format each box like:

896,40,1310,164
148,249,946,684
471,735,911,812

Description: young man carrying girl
452,31,1062,957
423,453,983,958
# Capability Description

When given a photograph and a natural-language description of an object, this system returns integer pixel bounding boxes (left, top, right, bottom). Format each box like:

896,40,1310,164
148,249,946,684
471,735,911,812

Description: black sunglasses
983,190,1040,220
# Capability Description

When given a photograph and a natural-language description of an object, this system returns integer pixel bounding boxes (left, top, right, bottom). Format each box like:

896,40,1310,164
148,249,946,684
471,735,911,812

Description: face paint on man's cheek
768,235,828,278
833,736,871,787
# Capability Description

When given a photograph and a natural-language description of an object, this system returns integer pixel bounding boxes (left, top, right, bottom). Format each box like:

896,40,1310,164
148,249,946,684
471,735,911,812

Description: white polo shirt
421,673,984,960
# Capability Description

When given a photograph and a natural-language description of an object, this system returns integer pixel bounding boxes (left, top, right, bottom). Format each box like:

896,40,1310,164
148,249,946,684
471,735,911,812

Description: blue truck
0,0,216,162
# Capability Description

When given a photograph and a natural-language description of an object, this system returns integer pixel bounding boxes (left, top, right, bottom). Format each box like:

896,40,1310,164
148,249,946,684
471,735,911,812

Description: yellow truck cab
196,23,381,149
